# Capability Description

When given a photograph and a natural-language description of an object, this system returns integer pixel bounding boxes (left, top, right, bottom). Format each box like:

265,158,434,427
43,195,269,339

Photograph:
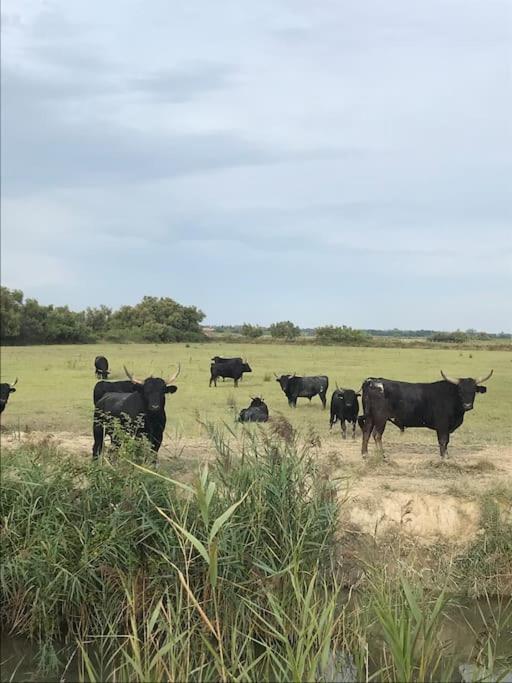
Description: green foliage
0,289,205,345
429,330,469,343
315,325,371,345
241,323,264,338
269,320,300,340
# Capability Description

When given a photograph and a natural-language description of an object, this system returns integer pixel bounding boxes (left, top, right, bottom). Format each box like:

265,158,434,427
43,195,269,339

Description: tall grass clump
0,426,340,680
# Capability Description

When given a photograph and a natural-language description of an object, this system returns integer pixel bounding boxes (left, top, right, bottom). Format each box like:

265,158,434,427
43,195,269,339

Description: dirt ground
3,427,510,548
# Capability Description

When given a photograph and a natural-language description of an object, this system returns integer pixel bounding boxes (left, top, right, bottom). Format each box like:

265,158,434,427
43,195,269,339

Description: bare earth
3,428,510,547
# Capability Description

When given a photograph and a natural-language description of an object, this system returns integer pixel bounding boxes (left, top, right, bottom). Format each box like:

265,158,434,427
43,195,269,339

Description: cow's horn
11,377,18,387
167,363,181,384
335,381,339,390
440,370,459,385
476,369,493,385
273,372,278,378
123,365,143,384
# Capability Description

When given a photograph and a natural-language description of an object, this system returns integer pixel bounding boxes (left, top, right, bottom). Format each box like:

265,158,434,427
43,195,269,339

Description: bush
315,325,370,345
269,320,301,340
241,323,264,338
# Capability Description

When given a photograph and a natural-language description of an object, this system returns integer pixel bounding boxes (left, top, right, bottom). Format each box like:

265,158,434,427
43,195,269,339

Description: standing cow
92,365,180,458
275,374,329,408
330,388,360,439
0,378,17,414
94,356,110,379
211,356,244,382
360,370,493,459
210,358,252,387
238,397,269,422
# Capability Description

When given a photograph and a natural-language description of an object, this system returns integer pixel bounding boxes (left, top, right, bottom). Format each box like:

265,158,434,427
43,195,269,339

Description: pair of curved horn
441,369,493,385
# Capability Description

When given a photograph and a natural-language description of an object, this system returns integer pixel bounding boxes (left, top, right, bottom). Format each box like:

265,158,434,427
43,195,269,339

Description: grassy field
1,342,510,446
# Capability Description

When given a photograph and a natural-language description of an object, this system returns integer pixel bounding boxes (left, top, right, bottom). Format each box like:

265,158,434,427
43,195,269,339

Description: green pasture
1,343,510,448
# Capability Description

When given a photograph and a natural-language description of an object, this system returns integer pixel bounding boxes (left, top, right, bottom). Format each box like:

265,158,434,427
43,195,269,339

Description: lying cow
330,388,360,439
275,373,329,408
360,369,493,459
0,378,17,414
92,365,180,458
94,355,110,379
210,358,252,387
238,397,269,422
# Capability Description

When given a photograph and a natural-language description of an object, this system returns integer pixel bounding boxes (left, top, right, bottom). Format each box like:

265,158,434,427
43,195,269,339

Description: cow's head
440,370,493,411
275,373,294,392
0,379,17,412
124,365,180,413
335,388,360,407
241,361,252,373
249,396,265,407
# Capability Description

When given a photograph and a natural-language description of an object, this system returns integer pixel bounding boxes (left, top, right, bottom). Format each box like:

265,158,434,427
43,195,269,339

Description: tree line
1,287,509,345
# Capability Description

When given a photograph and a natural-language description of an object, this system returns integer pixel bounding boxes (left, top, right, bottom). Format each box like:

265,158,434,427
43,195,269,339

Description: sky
1,0,511,331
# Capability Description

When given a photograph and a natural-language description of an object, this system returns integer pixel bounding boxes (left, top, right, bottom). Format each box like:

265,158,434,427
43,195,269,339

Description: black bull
330,388,360,438
92,365,180,458
210,359,252,387
275,374,329,408
0,379,17,414
360,370,493,459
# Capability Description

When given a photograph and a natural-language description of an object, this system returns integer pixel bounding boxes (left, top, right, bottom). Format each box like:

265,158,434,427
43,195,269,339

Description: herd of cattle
0,354,493,461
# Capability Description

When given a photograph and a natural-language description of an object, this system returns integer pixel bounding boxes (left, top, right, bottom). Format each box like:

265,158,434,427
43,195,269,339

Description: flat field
1,342,510,442
1,342,511,547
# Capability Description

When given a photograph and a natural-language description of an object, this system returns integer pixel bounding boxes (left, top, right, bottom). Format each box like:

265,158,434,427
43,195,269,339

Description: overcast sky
1,1,511,331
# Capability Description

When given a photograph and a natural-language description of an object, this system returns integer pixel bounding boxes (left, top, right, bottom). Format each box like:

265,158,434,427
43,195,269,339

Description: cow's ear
476,385,487,394
166,385,178,394
9,387,16,394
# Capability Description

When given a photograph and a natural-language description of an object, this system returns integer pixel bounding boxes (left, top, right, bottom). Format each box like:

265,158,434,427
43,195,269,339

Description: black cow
92,365,180,458
94,355,110,379
360,370,493,459
211,356,244,382
0,378,17,414
330,388,360,439
238,397,269,422
275,374,329,408
210,358,252,387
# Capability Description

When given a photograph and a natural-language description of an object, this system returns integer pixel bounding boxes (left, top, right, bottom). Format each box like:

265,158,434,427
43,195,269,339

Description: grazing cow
360,370,493,459
94,355,110,379
210,358,252,387
0,378,17,414
330,388,360,439
238,397,269,422
92,365,180,458
275,374,329,408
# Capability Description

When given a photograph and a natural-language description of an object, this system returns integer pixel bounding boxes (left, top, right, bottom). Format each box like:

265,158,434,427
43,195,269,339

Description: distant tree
241,323,264,338
429,331,468,343
269,320,300,340
315,325,370,345
0,287,23,342
84,305,112,333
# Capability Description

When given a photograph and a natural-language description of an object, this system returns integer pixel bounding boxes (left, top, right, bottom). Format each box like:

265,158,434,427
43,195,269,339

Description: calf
238,397,269,422
330,388,360,439
94,355,110,379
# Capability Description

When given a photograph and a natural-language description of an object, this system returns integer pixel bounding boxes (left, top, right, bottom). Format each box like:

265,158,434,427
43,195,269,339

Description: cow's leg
92,412,104,459
373,422,387,458
361,416,374,457
437,430,449,458
234,377,239,388
352,420,357,439
320,392,327,409
340,418,347,439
